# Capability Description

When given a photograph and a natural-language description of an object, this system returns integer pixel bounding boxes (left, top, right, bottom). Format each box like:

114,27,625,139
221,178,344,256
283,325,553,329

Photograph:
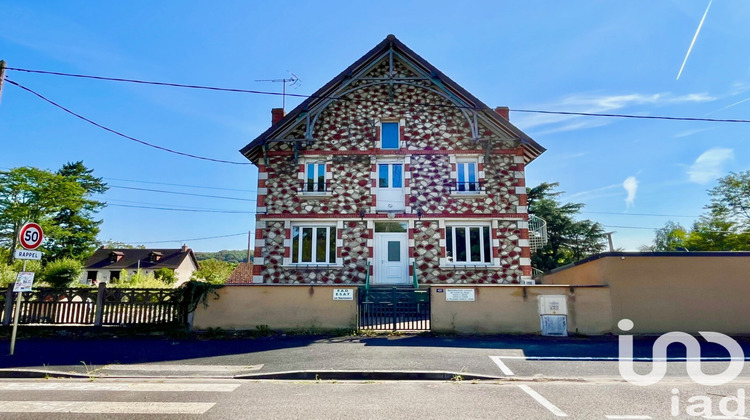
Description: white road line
703,416,749,419
605,416,652,419
0,382,240,392
489,356,515,376
496,356,749,361
0,401,215,414
517,384,567,417
101,364,262,372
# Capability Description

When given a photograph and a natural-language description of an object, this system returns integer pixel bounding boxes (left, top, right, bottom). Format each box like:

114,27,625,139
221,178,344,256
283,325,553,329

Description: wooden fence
1,283,187,327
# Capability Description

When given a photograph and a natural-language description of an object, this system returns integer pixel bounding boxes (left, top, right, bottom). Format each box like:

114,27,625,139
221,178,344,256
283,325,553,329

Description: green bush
191,259,236,284
42,258,83,288
109,270,171,289
154,267,177,284
0,263,17,287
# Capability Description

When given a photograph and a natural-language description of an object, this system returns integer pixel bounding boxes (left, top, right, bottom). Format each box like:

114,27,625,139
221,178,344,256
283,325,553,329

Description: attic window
149,252,163,263
109,251,124,264
381,122,399,149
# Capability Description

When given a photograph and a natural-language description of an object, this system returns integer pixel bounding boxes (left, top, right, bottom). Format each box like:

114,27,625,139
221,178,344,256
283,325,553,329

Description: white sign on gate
446,289,475,302
13,271,35,292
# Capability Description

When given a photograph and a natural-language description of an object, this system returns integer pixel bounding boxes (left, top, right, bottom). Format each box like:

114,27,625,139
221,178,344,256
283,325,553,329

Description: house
81,244,199,285
240,34,545,286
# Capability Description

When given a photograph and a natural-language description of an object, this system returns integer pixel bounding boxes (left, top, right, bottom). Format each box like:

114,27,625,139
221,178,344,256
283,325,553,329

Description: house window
87,271,97,281
291,225,337,264
455,160,481,192
303,162,326,192
381,122,399,149
110,270,120,282
378,163,403,188
446,224,492,264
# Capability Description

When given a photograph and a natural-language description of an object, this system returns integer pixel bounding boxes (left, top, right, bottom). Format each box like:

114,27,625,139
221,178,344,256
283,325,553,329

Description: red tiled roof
226,262,255,284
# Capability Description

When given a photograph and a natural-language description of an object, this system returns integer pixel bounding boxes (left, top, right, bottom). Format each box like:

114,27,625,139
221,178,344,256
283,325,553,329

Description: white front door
376,162,405,211
373,233,409,285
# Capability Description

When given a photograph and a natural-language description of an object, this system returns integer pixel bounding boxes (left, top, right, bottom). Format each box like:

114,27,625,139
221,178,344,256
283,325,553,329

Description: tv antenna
255,73,300,110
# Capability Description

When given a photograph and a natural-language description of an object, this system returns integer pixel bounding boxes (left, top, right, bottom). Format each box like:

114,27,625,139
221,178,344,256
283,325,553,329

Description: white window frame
445,222,493,265
454,158,481,193
378,120,401,150
290,223,337,265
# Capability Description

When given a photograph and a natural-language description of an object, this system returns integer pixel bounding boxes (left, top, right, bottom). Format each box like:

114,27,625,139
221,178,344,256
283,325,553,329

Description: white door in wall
373,232,409,285
376,162,405,211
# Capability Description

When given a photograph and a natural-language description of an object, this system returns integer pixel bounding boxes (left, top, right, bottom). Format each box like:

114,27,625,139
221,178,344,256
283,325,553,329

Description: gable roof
240,34,545,164
83,247,199,271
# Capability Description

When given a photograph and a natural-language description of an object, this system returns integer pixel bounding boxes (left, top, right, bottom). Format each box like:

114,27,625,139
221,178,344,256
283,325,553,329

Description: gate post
94,282,106,327
2,285,13,326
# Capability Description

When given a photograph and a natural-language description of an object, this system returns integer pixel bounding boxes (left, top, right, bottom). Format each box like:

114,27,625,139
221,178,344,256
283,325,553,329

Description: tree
706,170,750,230
0,167,86,263
646,171,750,251
41,258,83,288
45,162,108,261
528,182,607,271
191,259,236,284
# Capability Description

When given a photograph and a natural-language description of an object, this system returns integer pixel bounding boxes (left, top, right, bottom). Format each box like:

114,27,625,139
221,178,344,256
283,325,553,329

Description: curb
234,370,501,381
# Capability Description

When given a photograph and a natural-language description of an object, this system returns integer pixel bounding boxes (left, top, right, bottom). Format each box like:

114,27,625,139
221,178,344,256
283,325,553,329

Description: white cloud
623,176,638,208
514,92,716,131
673,127,713,138
687,148,734,184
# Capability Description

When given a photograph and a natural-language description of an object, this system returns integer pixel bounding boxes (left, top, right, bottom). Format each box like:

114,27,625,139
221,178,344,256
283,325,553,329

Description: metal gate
358,287,430,331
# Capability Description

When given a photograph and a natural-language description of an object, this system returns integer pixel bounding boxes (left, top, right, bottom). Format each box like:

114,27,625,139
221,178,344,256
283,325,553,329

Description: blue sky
1,1,748,252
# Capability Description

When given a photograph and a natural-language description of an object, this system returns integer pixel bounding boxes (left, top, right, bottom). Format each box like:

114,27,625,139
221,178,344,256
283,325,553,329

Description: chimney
494,106,510,121
181,244,189,252
271,108,286,125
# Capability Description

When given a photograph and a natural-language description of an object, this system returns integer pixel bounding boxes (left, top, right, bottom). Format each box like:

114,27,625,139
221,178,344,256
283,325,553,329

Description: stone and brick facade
241,35,545,285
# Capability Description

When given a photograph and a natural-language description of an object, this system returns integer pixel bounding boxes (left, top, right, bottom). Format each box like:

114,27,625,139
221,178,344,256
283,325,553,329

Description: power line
128,232,248,244
4,78,252,165
107,203,254,213
109,185,255,201
582,211,699,218
8,67,750,123
106,198,252,211
104,176,255,193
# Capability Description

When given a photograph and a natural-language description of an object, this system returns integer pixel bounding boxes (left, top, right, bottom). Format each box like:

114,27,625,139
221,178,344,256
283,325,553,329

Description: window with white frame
455,159,481,192
303,162,326,193
380,121,400,149
291,224,337,264
445,224,492,264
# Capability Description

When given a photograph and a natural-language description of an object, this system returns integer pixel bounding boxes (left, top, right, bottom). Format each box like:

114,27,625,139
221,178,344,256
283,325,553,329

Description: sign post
10,223,44,356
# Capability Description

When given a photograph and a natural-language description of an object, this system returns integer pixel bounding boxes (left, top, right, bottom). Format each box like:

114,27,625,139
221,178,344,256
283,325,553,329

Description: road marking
496,356,748,362
0,401,215,414
101,364,262,372
0,382,240,392
605,416,652,419
489,356,515,376
703,416,749,419
517,384,567,417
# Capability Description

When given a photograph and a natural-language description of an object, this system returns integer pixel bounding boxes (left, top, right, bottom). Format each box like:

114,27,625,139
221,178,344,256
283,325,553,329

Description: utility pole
247,230,252,263
0,60,7,104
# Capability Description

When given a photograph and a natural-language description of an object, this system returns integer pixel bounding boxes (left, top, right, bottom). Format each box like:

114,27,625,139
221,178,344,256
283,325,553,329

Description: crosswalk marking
0,401,215,414
0,382,240,392
101,364,263,372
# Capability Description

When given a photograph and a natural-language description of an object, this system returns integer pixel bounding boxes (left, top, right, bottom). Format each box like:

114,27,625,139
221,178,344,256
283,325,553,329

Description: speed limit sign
19,223,44,250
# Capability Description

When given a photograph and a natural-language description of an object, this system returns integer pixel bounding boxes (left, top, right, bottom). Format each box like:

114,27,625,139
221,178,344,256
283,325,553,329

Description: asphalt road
0,378,749,419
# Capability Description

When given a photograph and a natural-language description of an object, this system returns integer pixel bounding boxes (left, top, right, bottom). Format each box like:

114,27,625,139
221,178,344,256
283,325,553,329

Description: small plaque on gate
446,289,475,302
333,288,353,300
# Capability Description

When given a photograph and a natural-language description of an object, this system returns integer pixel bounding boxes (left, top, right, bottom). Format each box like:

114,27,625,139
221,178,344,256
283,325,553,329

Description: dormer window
149,251,163,263
109,251,124,264
380,121,400,149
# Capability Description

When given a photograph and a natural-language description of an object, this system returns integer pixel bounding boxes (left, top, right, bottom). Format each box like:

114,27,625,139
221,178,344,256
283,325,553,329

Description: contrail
676,0,712,80
704,96,750,116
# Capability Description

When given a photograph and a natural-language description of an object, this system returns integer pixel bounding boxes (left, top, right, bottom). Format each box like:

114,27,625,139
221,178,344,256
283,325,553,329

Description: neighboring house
81,245,199,285
240,34,545,286
225,262,255,284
